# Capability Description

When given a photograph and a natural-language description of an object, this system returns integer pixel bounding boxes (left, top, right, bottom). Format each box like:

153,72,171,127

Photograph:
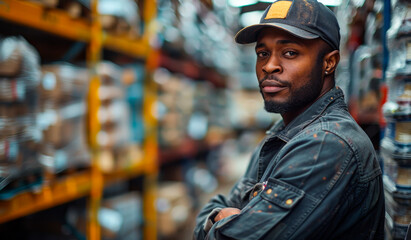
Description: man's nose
262,56,282,74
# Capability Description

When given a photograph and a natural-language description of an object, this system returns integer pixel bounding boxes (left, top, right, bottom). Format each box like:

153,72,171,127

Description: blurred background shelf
0,0,91,41
103,159,146,186
0,0,150,59
103,33,149,59
0,169,92,224
0,0,158,239
0,0,409,239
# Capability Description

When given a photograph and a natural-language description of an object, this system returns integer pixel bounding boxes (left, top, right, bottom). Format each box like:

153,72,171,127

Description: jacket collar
266,87,346,142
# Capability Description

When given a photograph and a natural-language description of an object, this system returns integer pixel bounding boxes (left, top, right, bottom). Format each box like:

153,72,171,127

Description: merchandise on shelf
95,61,143,172
58,0,90,19
156,69,192,149
37,63,90,174
157,181,193,239
67,191,143,240
123,64,145,144
98,0,141,39
25,0,91,19
382,74,411,189
0,36,43,199
382,1,411,239
384,178,411,240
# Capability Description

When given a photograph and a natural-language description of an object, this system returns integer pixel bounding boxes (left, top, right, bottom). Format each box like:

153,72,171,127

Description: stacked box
156,69,196,148
0,37,42,199
96,62,139,172
382,1,411,238
98,0,141,39
66,192,143,240
25,0,91,19
157,182,193,238
38,63,90,174
58,0,91,19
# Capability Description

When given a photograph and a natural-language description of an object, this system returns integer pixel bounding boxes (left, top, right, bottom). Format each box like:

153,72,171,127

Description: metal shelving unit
0,0,158,239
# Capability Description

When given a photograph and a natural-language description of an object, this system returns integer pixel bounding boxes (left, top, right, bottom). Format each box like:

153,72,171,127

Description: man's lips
261,80,287,93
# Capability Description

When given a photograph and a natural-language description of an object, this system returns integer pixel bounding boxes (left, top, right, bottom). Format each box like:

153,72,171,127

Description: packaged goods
58,0,90,19
98,85,124,102
96,61,123,85
98,0,141,38
38,64,90,174
384,178,411,239
0,37,40,104
96,62,130,150
0,36,42,199
383,4,411,239
382,75,411,148
40,63,89,104
0,46,21,77
0,102,33,119
66,192,143,240
38,101,85,146
0,125,42,199
157,182,193,238
94,62,139,172
101,192,143,237
124,65,145,144
382,138,411,188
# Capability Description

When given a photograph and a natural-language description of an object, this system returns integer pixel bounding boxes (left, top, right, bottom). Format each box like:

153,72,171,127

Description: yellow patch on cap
265,1,292,19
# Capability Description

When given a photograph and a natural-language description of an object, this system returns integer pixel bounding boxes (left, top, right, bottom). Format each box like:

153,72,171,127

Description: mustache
259,75,290,88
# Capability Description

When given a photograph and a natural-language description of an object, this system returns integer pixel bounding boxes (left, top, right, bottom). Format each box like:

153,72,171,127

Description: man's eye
256,51,268,58
284,51,298,57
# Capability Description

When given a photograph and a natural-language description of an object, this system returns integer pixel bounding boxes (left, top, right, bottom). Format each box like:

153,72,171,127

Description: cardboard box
0,48,22,77
40,64,89,104
157,182,193,237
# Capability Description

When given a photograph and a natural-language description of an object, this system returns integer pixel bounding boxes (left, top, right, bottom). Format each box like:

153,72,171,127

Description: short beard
262,78,322,113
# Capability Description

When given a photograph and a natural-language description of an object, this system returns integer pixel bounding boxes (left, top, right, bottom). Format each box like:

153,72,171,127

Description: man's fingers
214,208,241,222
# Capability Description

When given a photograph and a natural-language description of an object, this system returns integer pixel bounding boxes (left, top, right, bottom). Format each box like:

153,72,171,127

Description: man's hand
214,208,241,222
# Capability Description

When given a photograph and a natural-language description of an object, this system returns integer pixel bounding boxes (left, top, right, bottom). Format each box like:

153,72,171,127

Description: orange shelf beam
0,170,92,224
103,158,146,186
103,34,149,59
0,0,91,41
0,0,149,58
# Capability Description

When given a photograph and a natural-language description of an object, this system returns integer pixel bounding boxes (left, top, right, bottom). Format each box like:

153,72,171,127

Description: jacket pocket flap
261,178,304,209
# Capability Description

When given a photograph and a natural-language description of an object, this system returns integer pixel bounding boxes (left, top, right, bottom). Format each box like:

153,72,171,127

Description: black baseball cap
235,0,340,50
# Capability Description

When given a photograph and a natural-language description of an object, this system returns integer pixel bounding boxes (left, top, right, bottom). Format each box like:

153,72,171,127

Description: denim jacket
193,87,385,240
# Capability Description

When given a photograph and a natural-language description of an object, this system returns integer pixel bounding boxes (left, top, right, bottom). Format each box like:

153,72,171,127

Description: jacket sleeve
202,130,366,240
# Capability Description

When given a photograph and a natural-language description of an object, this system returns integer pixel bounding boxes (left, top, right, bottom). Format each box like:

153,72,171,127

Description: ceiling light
318,0,342,6
240,11,265,27
229,0,258,8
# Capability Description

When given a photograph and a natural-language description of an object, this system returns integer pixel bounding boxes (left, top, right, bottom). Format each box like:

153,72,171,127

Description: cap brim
235,23,319,44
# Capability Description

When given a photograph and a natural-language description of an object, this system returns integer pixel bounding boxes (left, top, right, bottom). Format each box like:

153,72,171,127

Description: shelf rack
0,0,158,239
0,0,150,58
0,170,92,224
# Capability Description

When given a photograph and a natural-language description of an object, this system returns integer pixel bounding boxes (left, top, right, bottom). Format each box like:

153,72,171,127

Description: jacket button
253,191,258,197
266,189,272,194
286,199,293,205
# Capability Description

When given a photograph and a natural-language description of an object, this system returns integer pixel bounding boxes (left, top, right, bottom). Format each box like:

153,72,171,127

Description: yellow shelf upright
142,0,159,239
86,0,103,239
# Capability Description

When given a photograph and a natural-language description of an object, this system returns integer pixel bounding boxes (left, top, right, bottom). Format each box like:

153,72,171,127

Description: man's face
255,28,327,115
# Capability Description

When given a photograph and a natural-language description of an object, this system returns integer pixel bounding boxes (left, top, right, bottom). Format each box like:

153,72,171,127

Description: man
193,0,385,239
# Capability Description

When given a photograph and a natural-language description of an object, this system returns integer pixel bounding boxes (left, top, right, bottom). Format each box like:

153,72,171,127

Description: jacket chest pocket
219,178,305,240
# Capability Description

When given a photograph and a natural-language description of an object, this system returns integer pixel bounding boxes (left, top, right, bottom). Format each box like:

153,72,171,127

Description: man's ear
324,50,340,75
